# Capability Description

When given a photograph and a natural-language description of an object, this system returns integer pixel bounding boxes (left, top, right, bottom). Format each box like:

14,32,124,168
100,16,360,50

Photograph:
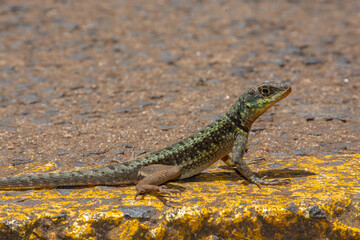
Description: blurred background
0,0,359,171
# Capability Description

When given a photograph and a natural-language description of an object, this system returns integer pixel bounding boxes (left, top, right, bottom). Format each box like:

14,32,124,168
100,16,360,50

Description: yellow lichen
0,154,359,238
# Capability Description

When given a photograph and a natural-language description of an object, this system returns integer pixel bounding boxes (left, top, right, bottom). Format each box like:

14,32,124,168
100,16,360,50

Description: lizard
0,81,291,196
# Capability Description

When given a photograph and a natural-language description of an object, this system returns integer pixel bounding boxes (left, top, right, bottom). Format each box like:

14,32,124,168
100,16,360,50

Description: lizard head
240,81,291,123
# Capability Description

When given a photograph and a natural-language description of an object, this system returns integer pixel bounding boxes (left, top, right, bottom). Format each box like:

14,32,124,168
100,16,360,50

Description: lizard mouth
279,85,292,100
272,83,291,103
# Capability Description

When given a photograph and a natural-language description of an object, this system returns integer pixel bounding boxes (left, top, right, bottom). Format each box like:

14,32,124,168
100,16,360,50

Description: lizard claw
135,189,146,199
251,175,291,188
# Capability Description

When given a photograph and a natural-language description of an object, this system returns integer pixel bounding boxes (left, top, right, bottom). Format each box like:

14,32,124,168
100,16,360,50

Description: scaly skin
0,81,291,196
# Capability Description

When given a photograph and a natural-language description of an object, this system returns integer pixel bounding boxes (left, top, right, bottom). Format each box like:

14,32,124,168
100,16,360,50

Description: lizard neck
225,99,252,134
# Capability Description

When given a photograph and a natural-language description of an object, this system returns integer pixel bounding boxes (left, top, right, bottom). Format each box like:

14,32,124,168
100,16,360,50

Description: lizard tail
0,164,137,189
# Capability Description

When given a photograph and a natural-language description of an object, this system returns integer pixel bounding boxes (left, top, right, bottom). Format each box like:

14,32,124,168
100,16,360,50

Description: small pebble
159,51,182,64
19,94,41,105
124,144,133,148
308,205,326,219
112,150,125,155
292,149,307,156
134,149,152,157
159,125,178,131
306,116,315,121
74,161,87,167
56,149,72,156
113,107,132,113
10,157,34,166
303,56,323,65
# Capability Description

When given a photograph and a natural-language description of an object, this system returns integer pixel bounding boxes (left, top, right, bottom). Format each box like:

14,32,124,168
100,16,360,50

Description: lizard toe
135,189,146,198
250,175,291,186
159,186,180,196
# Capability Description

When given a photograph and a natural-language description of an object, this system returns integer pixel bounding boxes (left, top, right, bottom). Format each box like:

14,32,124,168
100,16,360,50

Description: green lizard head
228,81,291,126
243,81,291,123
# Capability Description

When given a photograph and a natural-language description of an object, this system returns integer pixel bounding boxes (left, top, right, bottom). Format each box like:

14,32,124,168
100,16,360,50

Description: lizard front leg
135,164,181,197
232,133,290,187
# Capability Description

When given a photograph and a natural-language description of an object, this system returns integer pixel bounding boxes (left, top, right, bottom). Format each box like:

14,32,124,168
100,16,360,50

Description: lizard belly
178,139,234,179
179,154,225,179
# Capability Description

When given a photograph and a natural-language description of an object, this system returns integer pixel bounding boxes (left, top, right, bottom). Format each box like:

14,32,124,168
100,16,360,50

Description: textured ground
0,0,359,239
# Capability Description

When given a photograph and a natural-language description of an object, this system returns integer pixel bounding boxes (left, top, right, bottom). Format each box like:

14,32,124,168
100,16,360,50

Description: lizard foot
158,185,181,196
135,189,146,198
135,185,180,198
251,176,291,188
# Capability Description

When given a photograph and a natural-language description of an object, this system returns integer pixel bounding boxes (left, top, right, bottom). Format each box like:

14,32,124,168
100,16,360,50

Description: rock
308,205,326,219
285,202,298,215
118,206,156,219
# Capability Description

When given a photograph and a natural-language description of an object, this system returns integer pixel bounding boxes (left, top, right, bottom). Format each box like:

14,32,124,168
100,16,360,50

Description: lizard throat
225,112,250,133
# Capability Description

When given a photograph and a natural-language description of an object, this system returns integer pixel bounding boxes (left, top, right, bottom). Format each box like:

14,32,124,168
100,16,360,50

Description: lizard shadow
177,168,316,184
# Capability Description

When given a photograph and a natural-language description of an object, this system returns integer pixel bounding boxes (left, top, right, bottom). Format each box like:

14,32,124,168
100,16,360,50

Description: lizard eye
259,86,271,96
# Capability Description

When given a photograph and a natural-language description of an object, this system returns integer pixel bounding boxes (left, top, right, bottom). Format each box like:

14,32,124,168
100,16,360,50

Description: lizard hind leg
135,164,181,197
